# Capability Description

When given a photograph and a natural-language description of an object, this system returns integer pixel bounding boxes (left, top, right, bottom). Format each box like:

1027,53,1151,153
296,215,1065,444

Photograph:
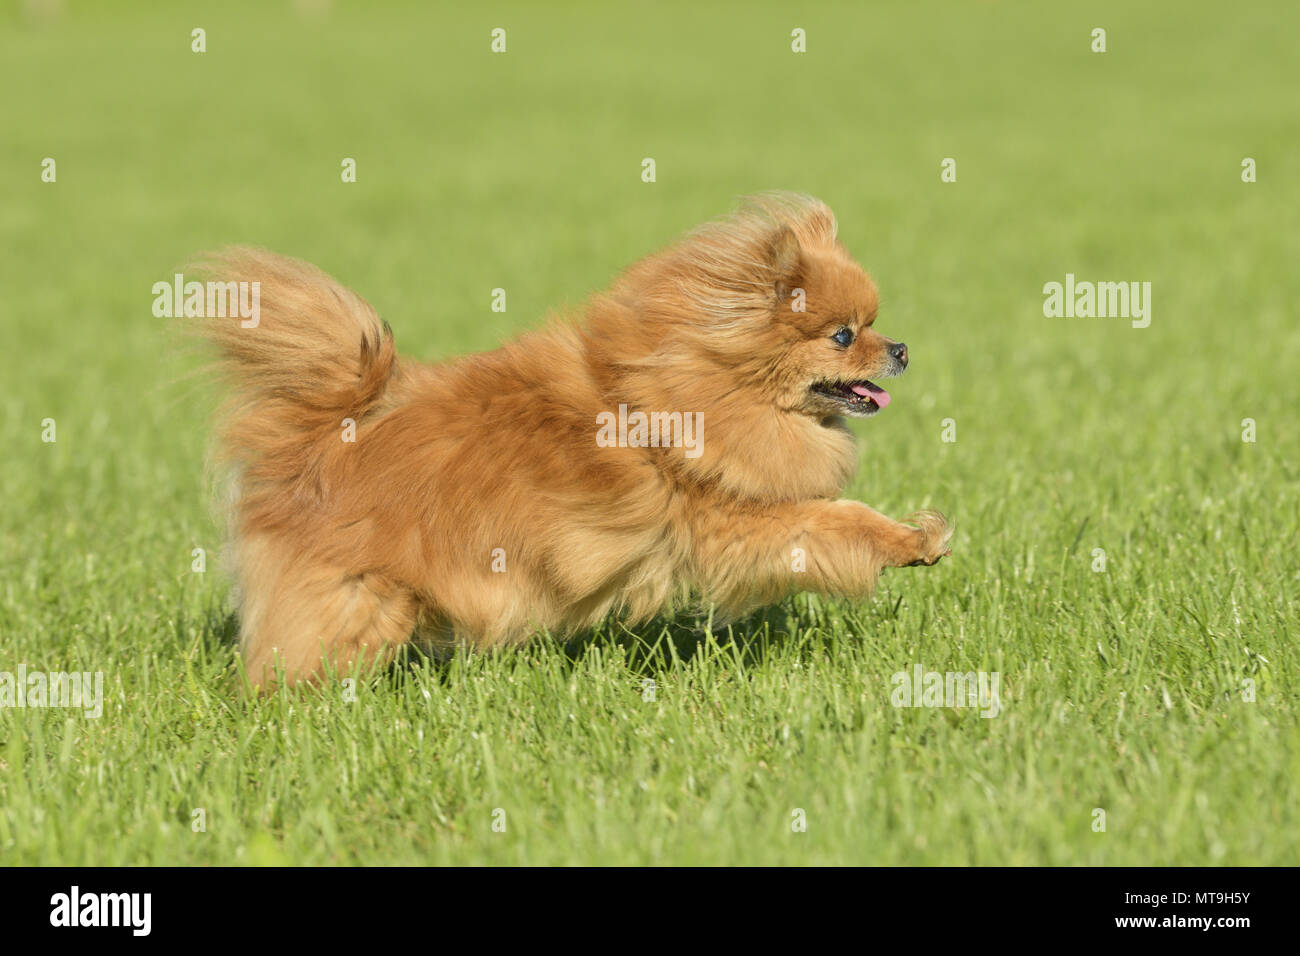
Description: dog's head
633,194,908,424
597,193,904,498
760,223,906,419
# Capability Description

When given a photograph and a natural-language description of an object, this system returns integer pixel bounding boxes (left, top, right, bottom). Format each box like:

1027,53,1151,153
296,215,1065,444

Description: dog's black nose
889,341,908,368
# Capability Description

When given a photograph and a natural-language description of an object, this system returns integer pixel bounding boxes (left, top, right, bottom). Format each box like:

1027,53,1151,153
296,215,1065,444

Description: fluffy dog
194,193,952,688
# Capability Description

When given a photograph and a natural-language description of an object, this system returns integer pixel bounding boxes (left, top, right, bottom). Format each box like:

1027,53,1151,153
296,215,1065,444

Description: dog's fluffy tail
189,247,397,496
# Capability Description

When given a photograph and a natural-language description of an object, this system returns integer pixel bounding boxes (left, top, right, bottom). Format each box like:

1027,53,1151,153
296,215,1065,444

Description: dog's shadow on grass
187,599,240,659
560,605,804,672
393,596,849,691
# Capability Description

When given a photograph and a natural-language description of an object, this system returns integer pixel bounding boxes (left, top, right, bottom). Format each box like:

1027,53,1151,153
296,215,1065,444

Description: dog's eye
830,327,855,347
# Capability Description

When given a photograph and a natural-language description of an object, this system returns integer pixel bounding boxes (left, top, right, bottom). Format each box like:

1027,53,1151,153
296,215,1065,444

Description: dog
193,193,952,689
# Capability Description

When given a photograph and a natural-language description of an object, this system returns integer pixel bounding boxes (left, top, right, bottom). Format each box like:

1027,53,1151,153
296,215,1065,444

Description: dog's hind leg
234,535,417,691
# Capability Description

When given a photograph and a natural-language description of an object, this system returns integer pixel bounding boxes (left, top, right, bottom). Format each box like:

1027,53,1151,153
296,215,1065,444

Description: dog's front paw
902,510,953,566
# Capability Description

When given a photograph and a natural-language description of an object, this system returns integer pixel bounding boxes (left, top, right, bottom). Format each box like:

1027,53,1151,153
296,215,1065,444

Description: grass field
1,0,1297,866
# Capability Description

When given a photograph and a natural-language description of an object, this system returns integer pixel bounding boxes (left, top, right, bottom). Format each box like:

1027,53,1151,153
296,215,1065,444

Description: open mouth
810,379,893,416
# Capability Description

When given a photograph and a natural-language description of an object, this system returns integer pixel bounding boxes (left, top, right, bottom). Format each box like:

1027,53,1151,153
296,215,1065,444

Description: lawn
1,0,1296,865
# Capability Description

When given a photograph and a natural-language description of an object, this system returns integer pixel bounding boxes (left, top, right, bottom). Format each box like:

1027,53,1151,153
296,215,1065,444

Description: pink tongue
850,383,891,408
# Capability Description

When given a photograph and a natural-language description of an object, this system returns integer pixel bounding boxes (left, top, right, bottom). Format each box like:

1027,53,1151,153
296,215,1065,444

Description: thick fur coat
194,194,952,688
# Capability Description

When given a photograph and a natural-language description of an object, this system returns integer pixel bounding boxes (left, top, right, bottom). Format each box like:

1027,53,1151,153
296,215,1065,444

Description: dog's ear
767,226,804,303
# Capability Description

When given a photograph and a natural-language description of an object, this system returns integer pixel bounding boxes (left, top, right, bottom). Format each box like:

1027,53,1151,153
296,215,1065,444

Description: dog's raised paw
903,510,954,566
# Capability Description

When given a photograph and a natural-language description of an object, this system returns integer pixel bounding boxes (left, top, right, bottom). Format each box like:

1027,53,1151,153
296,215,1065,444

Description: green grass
1,0,1297,865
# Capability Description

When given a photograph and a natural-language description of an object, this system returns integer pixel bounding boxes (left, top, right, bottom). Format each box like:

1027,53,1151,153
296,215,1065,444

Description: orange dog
195,194,952,688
